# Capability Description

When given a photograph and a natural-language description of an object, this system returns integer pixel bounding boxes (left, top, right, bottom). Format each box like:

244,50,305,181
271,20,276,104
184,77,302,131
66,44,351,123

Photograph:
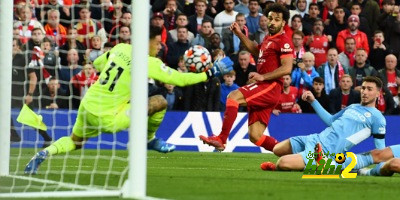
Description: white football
183,45,212,73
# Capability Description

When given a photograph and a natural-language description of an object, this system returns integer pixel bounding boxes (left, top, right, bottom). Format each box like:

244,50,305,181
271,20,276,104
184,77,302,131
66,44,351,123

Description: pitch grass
2,149,400,200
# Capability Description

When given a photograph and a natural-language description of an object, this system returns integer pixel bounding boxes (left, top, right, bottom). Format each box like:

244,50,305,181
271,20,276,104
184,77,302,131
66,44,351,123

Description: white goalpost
0,0,149,199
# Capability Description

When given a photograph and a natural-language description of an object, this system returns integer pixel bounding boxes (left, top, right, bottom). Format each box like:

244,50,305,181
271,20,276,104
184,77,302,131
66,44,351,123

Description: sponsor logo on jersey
281,43,292,53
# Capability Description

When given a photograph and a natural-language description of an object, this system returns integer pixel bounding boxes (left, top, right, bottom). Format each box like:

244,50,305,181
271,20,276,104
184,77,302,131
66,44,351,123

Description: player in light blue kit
261,76,386,171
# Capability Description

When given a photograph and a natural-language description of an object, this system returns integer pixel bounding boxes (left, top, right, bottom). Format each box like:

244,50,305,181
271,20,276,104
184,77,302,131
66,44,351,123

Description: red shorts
238,81,282,126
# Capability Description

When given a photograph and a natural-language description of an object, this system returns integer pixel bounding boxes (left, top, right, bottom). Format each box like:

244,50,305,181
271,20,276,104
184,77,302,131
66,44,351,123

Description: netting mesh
5,0,132,194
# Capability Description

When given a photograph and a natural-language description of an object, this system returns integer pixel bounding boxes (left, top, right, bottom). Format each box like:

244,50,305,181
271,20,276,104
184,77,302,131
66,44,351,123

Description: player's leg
24,105,93,174
147,95,176,153
359,159,399,177
272,139,293,157
276,154,306,171
343,145,399,170
248,121,278,151
199,89,246,150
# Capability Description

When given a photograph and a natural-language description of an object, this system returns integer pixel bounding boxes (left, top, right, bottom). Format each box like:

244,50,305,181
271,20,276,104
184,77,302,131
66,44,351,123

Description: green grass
2,149,400,200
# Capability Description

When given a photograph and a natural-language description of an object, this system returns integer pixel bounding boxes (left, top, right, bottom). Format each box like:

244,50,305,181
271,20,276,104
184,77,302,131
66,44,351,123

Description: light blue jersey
317,103,386,153
290,101,386,164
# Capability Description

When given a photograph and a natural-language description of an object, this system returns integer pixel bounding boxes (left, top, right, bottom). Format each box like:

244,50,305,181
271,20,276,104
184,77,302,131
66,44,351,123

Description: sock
390,144,400,158
218,99,239,143
367,162,385,176
45,136,76,156
38,129,52,141
147,108,167,141
255,135,279,151
343,152,374,170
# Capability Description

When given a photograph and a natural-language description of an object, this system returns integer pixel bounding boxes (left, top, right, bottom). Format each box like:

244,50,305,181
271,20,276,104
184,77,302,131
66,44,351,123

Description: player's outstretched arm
148,57,233,87
230,22,258,56
303,91,334,126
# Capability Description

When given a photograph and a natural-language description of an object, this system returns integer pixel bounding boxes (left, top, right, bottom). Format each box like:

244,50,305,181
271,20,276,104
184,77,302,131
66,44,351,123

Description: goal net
1,0,148,198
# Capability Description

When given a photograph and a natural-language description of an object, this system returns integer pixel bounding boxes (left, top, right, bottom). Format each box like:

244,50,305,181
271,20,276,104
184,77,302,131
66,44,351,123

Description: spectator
250,15,268,44
177,56,188,73
317,48,348,94
377,54,400,108
273,75,301,115
304,19,331,68
222,13,248,57
325,6,348,48
377,0,395,45
295,0,309,18
108,12,131,44
59,48,82,105
336,14,369,54
276,0,300,27
74,6,107,47
291,52,320,98
151,13,169,61
348,48,378,91
166,27,191,69
207,33,225,54
350,2,372,40
162,0,181,31
285,14,303,40
246,0,263,34
41,77,69,109
71,63,99,100
44,9,68,47
234,0,250,15
233,50,256,87
115,25,131,44
346,0,380,34
191,20,214,47
298,77,330,113
168,14,195,43
97,0,118,34
328,74,360,113
292,30,305,69
13,5,45,44
213,0,238,37
85,35,104,63
159,83,184,110
23,28,44,53
206,0,220,18
211,48,226,62
188,0,214,36
33,0,72,28
376,87,396,115
220,70,240,111
302,3,320,36
369,30,389,71
183,76,221,111
338,37,356,69
321,0,339,26
41,37,58,78
11,38,37,109
59,28,86,66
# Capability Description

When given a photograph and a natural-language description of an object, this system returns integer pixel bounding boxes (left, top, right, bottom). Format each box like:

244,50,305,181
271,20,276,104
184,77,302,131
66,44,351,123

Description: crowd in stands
11,0,400,115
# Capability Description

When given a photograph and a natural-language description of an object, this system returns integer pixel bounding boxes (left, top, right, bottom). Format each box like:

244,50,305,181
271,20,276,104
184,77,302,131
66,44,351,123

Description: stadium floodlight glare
0,0,150,198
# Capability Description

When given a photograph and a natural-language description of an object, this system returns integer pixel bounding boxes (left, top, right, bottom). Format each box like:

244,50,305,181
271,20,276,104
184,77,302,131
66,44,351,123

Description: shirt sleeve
278,36,294,59
93,51,109,72
148,56,207,87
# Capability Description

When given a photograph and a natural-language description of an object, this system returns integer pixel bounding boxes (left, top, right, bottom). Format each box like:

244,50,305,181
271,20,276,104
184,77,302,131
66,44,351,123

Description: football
183,45,212,73
335,153,346,164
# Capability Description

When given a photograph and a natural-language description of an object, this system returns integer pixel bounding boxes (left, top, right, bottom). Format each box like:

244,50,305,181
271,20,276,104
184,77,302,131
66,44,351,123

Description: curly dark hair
264,3,290,23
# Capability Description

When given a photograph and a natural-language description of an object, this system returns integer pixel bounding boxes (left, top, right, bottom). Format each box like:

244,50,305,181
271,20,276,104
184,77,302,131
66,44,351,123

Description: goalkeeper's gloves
205,57,234,79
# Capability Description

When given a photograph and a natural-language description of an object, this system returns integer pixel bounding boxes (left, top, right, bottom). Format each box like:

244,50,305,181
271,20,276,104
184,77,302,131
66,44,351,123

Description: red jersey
277,86,298,113
303,35,329,67
257,32,293,84
387,72,398,96
341,93,349,110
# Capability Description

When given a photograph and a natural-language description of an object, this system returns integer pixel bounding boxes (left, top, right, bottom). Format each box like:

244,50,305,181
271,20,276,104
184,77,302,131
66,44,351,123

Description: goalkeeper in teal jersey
24,26,233,175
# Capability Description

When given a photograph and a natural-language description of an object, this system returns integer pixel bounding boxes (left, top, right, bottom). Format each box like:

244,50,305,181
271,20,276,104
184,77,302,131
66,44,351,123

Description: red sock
218,99,239,143
255,135,279,151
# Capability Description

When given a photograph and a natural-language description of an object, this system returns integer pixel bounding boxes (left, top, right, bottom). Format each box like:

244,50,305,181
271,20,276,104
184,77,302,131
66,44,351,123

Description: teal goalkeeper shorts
72,103,131,138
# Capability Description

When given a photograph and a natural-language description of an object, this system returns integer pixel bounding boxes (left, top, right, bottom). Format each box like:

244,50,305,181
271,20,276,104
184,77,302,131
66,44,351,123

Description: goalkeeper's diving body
24,26,233,174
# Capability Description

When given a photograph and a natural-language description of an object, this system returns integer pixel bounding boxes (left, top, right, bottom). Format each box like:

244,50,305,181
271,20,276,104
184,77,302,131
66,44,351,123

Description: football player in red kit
200,3,294,151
